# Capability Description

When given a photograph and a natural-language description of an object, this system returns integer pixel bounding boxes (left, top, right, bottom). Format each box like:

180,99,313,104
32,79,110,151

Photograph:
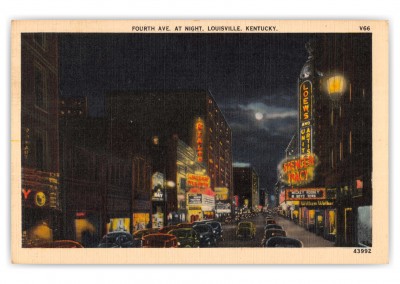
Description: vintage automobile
261,229,287,247
141,233,178,248
168,228,200,248
98,231,134,248
264,236,303,248
192,224,217,247
265,219,277,226
176,222,195,229
158,225,179,234
205,221,223,241
28,240,84,248
264,224,284,232
132,228,159,247
236,221,256,239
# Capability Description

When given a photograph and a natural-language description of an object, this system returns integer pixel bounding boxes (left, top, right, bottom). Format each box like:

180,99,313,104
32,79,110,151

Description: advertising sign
151,172,164,201
216,202,231,213
299,200,334,207
107,218,130,233
187,174,210,188
279,154,318,186
214,187,229,201
188,194,202,205
202,194,215,207
285,188,326,201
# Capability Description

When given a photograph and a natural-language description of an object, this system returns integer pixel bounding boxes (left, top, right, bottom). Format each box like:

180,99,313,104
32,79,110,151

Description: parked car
236,222,256,239
142,233,178,248
176,223,195,229
168,228,200,248
264,224,284,232
205,221,223,241
265,219,277,226
132,228,159,247
158,225,179,234
192,224,216,247
264,237,303,248
261,229,287,247
98,231,134,248
28,240,84,248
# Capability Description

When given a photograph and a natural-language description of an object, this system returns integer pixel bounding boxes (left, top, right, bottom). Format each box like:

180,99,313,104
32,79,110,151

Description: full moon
255,112,263,120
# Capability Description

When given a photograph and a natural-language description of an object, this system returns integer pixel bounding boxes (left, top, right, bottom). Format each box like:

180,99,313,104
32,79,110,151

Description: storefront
106,217,130,233
132,213,150,232
187,189,216,222
21,168,61,247
74,211,102,247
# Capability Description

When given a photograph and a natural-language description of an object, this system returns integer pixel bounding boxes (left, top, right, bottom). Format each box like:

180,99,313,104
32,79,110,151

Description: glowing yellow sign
35,191,46,207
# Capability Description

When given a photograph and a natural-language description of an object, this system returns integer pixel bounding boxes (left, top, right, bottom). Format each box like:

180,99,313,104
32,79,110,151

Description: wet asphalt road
218,214,335,247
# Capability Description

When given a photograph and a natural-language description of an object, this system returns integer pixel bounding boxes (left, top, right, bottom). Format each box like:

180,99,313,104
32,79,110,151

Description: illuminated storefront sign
300,126,312,155
299,200,334,207
216,202,231,213
285,188,326,201
300,81,312,123
214,187,229,201
151,172,165,201
35,192,46,207
107,218,130,233
195,119,204,163
279,154,318,186
299,81,313,156
188,194,202,205
187,174,210,187
133,213,150,231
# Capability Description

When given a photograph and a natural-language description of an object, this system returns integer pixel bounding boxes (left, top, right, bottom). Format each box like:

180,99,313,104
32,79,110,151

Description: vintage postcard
11,20,388,264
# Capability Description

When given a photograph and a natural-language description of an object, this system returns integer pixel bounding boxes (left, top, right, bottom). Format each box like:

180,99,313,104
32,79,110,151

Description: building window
349,84,352,102
349,131,352,154
340,141,343,161
35,131,47,171
34,65,47,110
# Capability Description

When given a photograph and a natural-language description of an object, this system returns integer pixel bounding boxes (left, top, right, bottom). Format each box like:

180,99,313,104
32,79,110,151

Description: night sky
59,33,316,194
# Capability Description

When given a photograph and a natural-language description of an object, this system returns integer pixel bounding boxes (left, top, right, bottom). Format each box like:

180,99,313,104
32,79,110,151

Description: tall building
280,35,372,246
233,166,260,211
105,90,233,223
21,33,61,246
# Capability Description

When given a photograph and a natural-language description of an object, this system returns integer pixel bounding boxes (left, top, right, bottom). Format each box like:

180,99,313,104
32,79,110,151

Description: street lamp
326,75,347,102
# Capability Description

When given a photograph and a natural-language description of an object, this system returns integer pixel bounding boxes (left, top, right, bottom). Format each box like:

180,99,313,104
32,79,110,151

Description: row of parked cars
261,215,303,248
224,212,261,224
97,220,223,248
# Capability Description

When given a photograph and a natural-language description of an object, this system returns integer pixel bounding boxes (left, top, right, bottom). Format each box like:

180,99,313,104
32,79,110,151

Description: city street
219,214,335,247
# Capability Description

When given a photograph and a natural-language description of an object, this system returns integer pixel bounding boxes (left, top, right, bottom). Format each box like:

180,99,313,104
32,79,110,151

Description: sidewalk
275,216,335,247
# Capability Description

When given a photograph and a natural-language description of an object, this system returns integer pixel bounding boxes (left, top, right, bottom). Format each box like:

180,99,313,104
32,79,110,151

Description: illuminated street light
326,75,346,101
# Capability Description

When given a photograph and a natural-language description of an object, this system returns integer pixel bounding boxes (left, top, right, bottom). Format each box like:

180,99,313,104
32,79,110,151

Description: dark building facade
280,35,372,246
105,90,233,224
21,33,61,246
233,166,260,211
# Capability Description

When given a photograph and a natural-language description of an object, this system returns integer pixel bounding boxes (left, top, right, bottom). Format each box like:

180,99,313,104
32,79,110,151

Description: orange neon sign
196,120,204,162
